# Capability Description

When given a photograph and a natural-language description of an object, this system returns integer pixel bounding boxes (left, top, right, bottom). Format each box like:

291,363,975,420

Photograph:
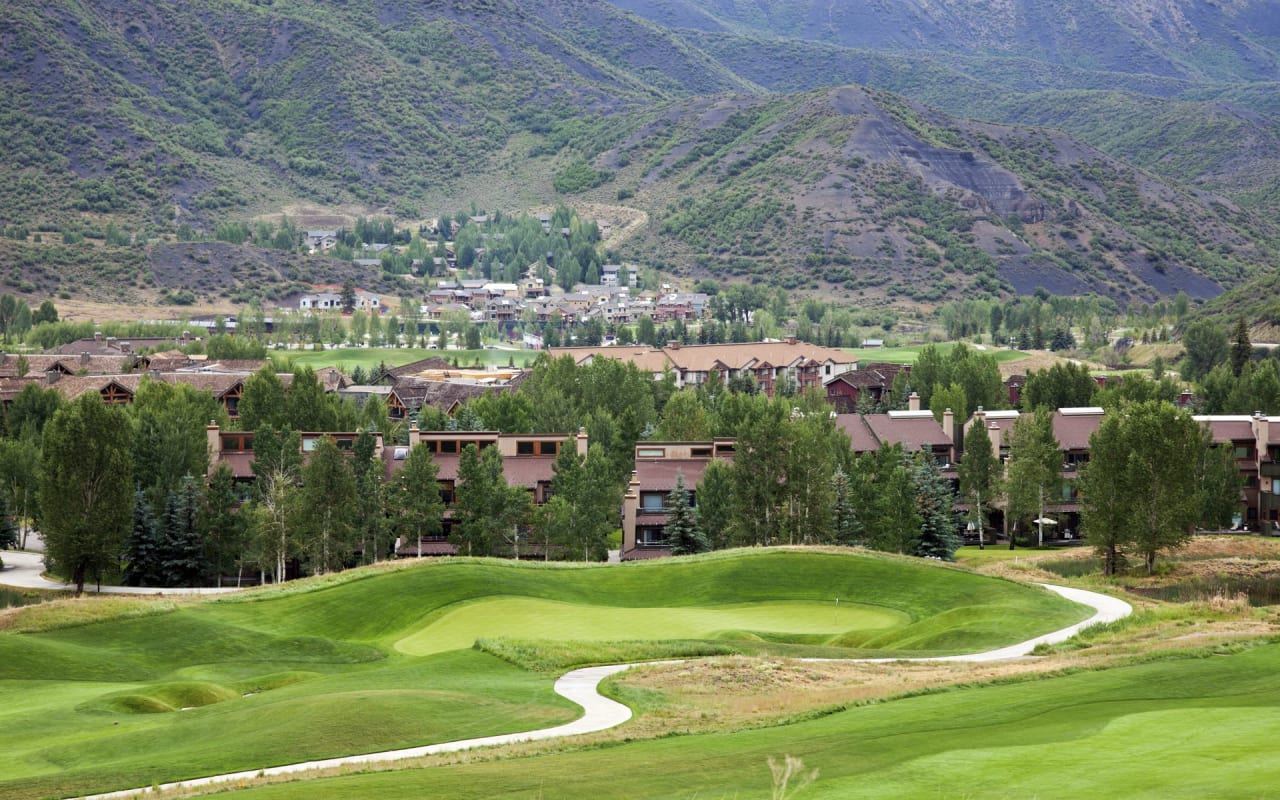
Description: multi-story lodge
551,339,858,398
207,424,587,558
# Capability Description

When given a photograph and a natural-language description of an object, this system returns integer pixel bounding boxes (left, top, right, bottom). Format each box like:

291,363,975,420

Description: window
637,447,665,458
517,441,535,455
637,527,668,546
1234,445,1254,459
440,440,458,454
691,447,712,458
393,446,408,461
640,492,665,512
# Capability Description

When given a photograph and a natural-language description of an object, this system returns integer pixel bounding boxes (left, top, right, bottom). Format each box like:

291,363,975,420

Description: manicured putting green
396,597,907,655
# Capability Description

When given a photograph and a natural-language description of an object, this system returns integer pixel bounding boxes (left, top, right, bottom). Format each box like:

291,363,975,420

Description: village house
823,362,910,412
600,264,639,287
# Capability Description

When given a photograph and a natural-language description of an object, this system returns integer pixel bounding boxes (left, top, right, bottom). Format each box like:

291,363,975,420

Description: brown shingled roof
863,413,952,453
834,414,882,454
634,459,712,492
1051,409,1106,451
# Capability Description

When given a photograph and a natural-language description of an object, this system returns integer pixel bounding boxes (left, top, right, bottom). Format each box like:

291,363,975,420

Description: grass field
0,549,1085,799
216,641,1280,799
845,342,1030,365
277,346,539,373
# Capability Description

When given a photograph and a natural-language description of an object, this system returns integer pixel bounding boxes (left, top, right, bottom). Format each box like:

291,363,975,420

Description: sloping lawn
218,642,1280,800
0,549,1086,799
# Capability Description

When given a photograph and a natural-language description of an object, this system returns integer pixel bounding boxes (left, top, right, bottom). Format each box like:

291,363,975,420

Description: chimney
785,337,797,345
94,331,103,344
44,370,61,385
1253,412,1268,464
576,426,589,456
182,330,190,344
908,391,921,412
621,471,641,556
989,422,1001,462
943,407,955,461
408,423,421,449
80,352,90,366
667,340,680,350
206,421,221,476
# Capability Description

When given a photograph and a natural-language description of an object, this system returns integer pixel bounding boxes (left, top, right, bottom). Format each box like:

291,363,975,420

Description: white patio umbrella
1033,517,1058,526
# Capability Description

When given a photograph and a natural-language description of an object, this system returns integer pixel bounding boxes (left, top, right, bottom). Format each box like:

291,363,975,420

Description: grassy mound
84,681,241,714
0,548,1088,800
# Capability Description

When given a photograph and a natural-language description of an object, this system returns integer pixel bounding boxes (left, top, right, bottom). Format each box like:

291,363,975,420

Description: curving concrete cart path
1,550,245,595
73,583,1129,800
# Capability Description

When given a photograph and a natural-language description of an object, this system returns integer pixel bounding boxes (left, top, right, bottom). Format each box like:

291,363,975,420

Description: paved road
1,550,245,595
72,583,1130,800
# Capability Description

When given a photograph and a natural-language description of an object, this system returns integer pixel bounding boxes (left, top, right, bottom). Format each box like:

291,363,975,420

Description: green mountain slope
684,30,1280,215
598,86,1274,305
2,0,1277,309
610,0,1280,84
0,0,751,228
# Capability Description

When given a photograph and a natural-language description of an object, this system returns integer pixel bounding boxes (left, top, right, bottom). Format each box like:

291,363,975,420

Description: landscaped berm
0,549,1085,799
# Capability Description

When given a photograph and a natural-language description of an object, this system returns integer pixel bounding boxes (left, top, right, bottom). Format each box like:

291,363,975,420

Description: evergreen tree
830,467,861,546
913,454,959,560
160,476,205,587
1231,315,1252,377
666,473,708,556
124,490,163,586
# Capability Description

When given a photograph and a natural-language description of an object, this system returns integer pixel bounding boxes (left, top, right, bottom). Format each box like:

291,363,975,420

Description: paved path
72,583,1129,800
1,551,245,595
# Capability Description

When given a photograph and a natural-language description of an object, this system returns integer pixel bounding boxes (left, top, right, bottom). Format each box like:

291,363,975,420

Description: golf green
395,597,907,655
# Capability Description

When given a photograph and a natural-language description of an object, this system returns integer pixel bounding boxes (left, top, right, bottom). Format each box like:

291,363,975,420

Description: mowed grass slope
218,642,1280,800
0,549,1086,799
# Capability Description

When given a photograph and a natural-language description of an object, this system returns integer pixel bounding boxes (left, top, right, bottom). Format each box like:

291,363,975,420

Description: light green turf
0,549,1087,799
396,597,906,655
215,642,1280,800
953,545,1052,564
845,342,1030,365
280,346,537,372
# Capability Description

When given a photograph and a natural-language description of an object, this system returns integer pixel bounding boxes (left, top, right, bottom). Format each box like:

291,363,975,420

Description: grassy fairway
845,342,1030,365
215,642,1280,800
279,346,538,372
0,549,1086,799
